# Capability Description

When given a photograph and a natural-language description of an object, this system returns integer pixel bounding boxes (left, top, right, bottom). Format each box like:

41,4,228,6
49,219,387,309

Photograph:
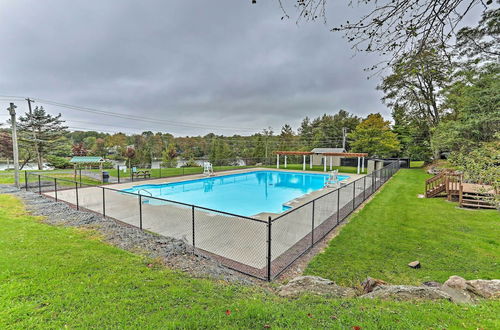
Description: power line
1,94,263,132
36,98,263,132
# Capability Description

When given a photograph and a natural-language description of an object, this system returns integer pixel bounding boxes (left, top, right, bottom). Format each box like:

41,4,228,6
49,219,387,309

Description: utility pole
7,103,20,188
26,98,42,170
342,127,348,151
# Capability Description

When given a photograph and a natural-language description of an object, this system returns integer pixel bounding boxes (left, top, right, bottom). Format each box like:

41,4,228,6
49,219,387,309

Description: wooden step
460,195,497,208
460,202,497,209
461,197,494,203
426,184,446,197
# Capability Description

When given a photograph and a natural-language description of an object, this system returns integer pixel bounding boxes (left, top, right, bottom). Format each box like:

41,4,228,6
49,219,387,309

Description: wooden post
7,103,20,188
330,156,333,171
276,154,279,169
357,157,360,174
459,182,463,206
361,157,365,173
323,156,327,172
284,155,287,168
302,155,306,171
310,154,313,169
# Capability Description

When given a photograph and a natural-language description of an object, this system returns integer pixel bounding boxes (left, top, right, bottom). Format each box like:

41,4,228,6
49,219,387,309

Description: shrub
46,155,71,169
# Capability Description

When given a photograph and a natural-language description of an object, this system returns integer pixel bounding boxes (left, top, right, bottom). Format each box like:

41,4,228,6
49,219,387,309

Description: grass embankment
1,182,500,328
306,169,500,286
410,161,425,168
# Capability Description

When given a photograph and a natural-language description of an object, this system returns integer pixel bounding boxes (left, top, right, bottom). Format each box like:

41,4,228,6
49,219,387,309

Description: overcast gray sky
0,0,477,136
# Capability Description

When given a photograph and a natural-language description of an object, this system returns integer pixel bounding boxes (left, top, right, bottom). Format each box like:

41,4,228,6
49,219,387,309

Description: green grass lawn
0,170,101,186
91,165,255,179
305,169,500,286
1,170,499,328
410,161,425,168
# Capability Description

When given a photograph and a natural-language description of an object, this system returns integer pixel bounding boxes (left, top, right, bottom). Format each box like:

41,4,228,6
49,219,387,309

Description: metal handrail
137,189,153,196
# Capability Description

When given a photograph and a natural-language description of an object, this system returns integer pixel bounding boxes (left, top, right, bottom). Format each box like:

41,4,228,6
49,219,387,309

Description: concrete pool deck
43,167,372,273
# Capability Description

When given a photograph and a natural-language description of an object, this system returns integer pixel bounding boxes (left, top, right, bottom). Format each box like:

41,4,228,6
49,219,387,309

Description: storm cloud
1,0,389,136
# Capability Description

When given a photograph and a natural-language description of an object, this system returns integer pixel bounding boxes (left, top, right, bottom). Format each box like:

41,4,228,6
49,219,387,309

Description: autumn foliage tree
350,113,400,157
72,143,88,156
161,143,178,168
124,146,136,169
0,131,13,161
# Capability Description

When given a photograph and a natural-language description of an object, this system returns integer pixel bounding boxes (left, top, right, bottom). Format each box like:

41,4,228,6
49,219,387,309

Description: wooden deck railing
445,173,462,201
425,171,448,198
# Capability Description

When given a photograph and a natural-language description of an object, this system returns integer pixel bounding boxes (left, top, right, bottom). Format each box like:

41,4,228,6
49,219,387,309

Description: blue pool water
123,170,349,217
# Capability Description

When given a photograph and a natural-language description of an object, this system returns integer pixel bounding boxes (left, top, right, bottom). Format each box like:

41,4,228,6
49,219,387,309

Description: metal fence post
54,178,58,201
24,171,28,190
192,205,195,251
311,200,315,247
372,172,375,193
352,181,356,209
102,188,106,217
75,182,79,210
159,166,162,178
38,175,41,195
267,216,272,281
336,188,340,224
117,167,120,183
139,194,143,230
363,176,366,201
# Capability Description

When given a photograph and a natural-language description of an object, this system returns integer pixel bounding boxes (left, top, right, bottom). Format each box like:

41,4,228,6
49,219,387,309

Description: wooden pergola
274,151,369,174
69,156,105,179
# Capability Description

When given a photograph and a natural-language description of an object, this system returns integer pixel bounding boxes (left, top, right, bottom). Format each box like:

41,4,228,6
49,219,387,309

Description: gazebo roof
69,156,105,163
311,147,345,153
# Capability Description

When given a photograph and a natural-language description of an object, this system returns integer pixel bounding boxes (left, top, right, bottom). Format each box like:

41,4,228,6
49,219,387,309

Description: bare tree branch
251,0,496,68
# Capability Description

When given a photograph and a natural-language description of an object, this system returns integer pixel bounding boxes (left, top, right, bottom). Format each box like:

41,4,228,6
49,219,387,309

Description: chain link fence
25,161,399,280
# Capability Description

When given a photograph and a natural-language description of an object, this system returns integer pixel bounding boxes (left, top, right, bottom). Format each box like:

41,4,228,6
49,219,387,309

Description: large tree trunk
433,148,440,161
36,144,42,170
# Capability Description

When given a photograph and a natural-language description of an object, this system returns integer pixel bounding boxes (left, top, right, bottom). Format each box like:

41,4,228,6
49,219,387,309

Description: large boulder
360,285,451,301
440,285,476,304
466,280,500,299
277,276,356,298
361,277,387,294
444,275,467,290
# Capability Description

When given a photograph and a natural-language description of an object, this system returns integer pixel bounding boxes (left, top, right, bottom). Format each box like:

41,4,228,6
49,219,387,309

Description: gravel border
0,184,253,285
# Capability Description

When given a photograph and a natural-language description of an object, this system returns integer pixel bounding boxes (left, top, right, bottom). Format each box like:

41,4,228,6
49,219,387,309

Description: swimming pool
122,170,349,217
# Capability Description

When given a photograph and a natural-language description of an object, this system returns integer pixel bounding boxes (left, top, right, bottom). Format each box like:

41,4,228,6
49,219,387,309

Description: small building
311,148,346,166
69,156,106,172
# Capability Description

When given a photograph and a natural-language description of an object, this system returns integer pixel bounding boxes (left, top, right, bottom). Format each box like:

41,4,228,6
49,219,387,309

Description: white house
311,148,346,166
